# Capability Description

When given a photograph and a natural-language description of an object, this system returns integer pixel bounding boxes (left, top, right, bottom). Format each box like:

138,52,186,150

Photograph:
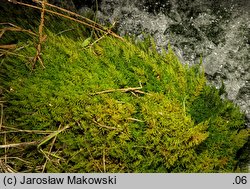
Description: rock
203,13,250,122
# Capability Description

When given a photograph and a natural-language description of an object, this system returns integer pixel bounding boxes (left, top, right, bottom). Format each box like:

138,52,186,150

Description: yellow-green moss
0,2,249,172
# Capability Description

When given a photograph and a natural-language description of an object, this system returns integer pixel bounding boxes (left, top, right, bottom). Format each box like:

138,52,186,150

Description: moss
0,3,249,173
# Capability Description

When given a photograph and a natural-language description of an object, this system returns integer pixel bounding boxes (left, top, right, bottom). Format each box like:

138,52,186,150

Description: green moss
0,3,249,172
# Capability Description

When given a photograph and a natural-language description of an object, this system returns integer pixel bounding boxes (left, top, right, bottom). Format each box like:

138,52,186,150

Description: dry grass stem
0,126,53,134
39,149,52,163
86,147,102,172
90,82,145,95
42,124,61,172
127,118,145,122
14,43,31,52
92,119,118,130
0,160,17,173
0,141,39,149
0,103,3,130
4,130,7,163
103,148,106,173
56,28,75,36
37,124,71,149
0,102,7,163
0,156,32,164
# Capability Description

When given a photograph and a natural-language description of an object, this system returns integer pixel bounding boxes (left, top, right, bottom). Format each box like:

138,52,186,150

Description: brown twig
0,24,38,38
0,44,17,49
13,1,123,41
0,27,37,36
32,0,46,69
33,0,107,32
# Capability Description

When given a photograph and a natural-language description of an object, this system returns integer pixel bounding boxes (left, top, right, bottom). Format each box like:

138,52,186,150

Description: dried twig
13,1,123,41
33,0,106,31
0,44,17,49
0,24,38,38
32,0,46,69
